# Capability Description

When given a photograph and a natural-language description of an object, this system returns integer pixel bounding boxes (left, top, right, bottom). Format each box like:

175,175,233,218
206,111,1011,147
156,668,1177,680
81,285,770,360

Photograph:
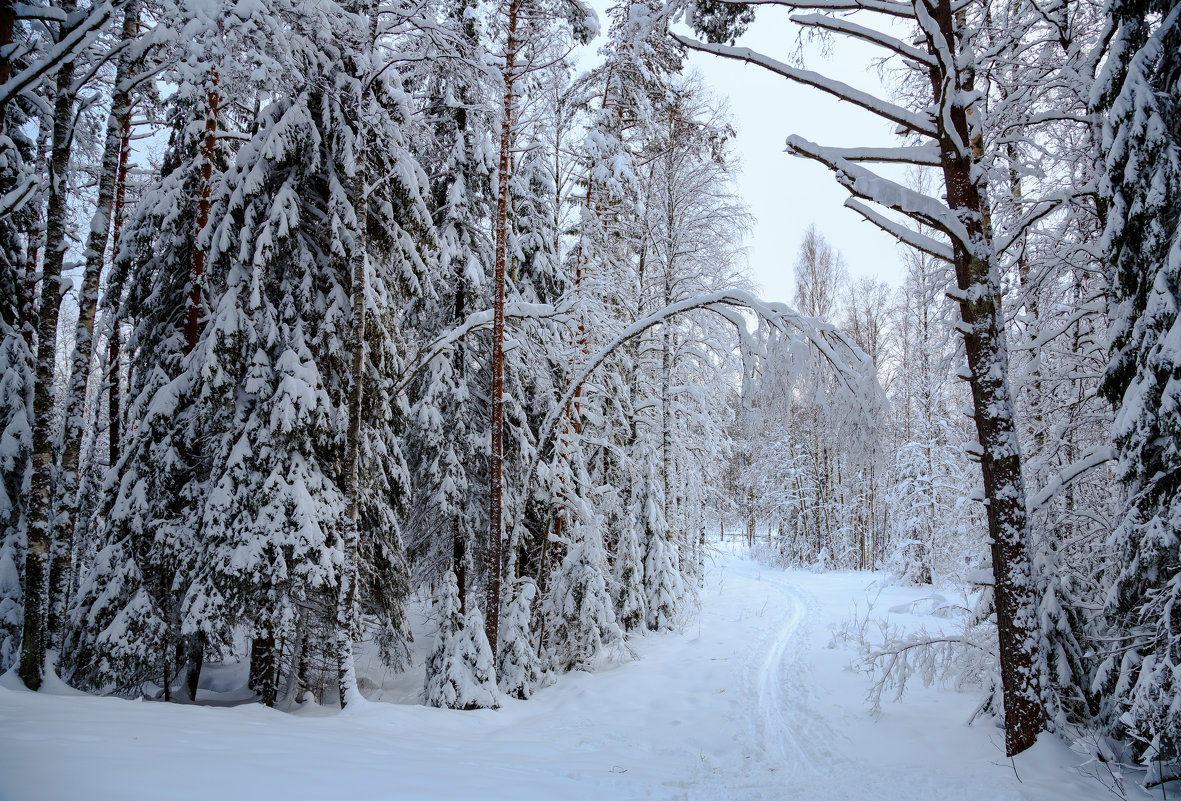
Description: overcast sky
581,2,912,307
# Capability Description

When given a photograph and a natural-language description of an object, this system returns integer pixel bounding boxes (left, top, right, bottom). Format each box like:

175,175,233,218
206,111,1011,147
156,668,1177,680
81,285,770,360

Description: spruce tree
424,569,499,710
496,578,543,699
1095,0,1181,768
0,103,33,672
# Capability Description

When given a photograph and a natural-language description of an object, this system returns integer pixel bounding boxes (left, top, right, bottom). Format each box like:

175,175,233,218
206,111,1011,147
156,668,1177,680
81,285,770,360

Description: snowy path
0,547,1112,801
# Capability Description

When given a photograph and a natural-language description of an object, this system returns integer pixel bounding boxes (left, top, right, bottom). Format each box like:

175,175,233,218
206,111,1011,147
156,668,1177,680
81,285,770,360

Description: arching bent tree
671,0,1047,756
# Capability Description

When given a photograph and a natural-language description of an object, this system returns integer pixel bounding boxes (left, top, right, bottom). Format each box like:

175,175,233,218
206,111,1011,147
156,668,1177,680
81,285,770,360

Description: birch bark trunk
50,0,141,638
20,0,79,689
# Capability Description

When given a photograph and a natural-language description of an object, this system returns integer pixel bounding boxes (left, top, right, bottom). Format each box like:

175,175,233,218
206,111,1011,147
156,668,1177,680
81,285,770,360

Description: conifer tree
543,512,623,670
0,104,33,673
424,569,499,709
405,0,494,617
1095,0,1181,768
496,577,543,698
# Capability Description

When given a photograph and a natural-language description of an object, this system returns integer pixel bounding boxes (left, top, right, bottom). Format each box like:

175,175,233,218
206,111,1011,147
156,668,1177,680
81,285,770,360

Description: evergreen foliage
1095,0,1181,766
424,570,499,710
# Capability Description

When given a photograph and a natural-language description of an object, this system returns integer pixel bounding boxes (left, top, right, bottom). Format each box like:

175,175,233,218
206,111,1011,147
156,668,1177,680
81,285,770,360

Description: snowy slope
0,546,1113,801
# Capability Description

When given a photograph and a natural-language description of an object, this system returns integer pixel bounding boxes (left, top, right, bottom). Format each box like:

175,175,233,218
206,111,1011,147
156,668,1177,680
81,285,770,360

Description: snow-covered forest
0,0,1179,796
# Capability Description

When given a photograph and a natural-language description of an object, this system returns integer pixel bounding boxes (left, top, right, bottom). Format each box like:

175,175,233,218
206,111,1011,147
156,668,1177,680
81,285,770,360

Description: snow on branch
511,289,882,532
992,197,1066,256
395,301,572,397
786,135,974,248
790,13,935,66
0,169,36,219
670,34,937,138
1010,298,1106,352
1028,446,1116,513
0,1,116,111
13,3,68,23
812,145,943,166
844,199,954,262
768,0,917,18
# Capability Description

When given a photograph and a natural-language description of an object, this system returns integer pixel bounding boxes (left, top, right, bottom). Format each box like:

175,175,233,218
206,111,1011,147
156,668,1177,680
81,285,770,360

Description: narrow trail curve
742,568,848,781
750,578,806,766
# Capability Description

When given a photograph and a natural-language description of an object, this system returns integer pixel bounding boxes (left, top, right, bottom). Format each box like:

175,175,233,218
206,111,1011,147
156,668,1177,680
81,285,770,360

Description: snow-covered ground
0,545,1115,801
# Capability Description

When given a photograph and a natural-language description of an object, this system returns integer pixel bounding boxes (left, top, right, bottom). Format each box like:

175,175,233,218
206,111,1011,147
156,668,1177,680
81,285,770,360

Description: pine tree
64,0,256,697
613,506,647,632
64,94,223,697
70,0,429,702
0,99,33,672
404,0,494,618
641,468,682,632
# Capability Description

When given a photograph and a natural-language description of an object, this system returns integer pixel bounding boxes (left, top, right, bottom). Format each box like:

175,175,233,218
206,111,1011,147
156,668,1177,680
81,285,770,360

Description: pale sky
678,9,911,305
581,2,912,307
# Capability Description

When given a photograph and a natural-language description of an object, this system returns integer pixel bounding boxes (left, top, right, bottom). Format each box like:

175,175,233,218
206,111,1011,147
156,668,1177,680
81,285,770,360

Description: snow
0,544,1115,801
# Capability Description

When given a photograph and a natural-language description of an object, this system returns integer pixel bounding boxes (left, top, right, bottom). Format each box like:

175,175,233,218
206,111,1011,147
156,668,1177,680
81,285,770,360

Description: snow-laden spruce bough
0,0,1180,792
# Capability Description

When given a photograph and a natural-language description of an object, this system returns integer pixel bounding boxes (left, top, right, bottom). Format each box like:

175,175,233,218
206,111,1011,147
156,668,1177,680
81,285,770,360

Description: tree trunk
335,4,382,710
185,76,219,355
487,0,520,658
927,0,1046,756
453,225,467,614
336,120,367,712
661,265,672,528
20,0,79,690
181,631,205,702
51,0,141,639
0,0,14,129
108,99,132,468
281,611,308,707
21,115,49,352
249,631,277,707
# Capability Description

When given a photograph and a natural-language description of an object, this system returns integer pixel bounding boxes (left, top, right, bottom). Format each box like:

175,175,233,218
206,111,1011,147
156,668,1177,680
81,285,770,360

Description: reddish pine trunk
488,0,521,657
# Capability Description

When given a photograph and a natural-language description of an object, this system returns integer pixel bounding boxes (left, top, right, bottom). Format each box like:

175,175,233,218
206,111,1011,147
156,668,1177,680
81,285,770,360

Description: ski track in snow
0,547,1118,801
750,577,813,770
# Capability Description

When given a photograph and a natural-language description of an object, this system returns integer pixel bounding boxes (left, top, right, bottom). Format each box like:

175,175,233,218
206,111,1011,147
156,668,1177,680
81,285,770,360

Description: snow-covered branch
790,13,935,66
844,199,954,262
813,145,943,166
395,301,571,397
670,34,937,138
1028,446,1116,513
759,0,918,18
512,289,880,531
0,1,116,110
786,135,973,248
